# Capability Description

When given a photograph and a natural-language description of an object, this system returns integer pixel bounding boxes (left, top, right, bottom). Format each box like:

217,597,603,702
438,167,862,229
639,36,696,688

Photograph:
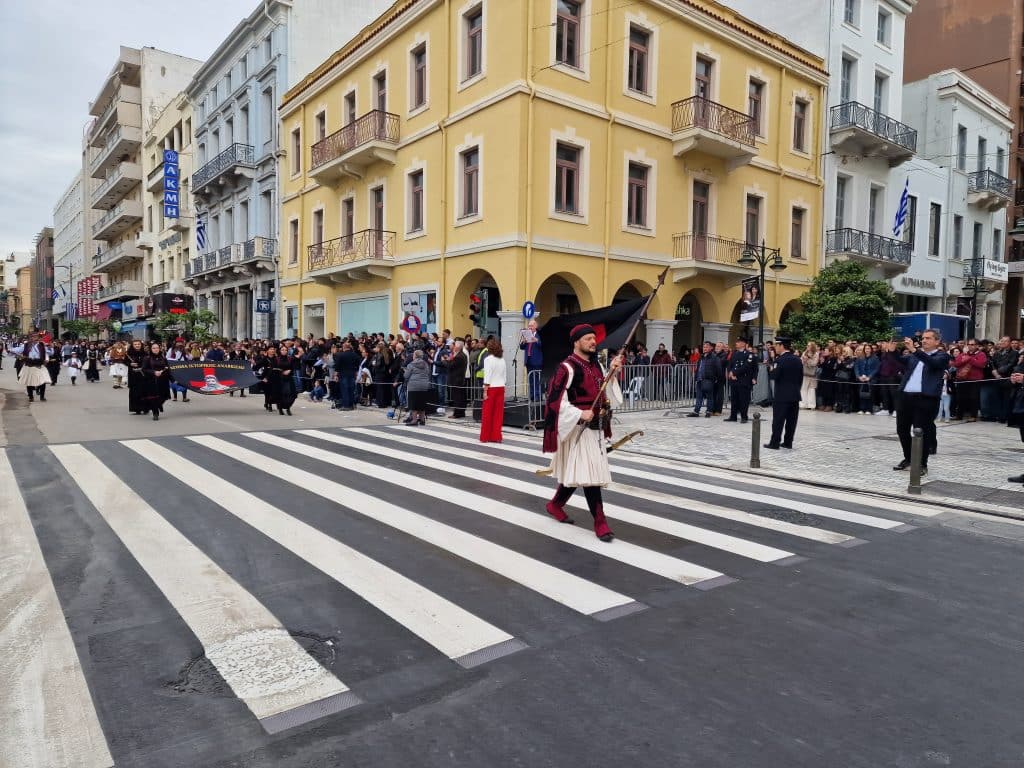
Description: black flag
538,296,648,376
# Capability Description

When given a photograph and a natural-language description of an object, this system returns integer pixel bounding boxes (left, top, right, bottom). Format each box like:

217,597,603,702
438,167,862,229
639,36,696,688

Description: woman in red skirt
480,339,506,442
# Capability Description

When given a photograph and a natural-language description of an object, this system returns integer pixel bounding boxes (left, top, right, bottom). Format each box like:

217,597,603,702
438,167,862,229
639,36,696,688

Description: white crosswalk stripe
242,431,730,587
419,422,905,530
0,452,114,768
122,439,525,668
49,443,357,734
338,428,798,562
184,435,645,620
6,424,927,761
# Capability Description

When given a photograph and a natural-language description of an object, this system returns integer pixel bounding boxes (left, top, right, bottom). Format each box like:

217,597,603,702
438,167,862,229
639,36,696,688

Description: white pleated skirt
19,365,50,387
546,427,611,487
109,363,128,378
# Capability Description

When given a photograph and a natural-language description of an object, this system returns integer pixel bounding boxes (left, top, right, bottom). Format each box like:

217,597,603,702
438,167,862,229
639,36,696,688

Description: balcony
135,231,157,251
88,84,142,147
670,97,757,168
309,110,400,184
92,242,144,273
146,162,166,192
89,124,143,178
92,199,143,241
91,162,142,210
96,280,146,303
184,237,278,285
670,233,759,281
826,228,912,276
967,169,1013,211
192,143,256,196
306,230,396,283
830,102,916,166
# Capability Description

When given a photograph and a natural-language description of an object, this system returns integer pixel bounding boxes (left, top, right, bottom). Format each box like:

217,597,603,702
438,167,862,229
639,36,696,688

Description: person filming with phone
893,329,950,476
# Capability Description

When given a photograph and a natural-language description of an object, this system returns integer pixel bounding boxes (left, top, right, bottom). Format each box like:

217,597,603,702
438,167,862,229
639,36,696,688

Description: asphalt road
3,413,1024,768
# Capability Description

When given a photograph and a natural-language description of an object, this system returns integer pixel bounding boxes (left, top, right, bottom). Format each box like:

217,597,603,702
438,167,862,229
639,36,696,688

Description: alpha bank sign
163,149,180,219
899,275,939,294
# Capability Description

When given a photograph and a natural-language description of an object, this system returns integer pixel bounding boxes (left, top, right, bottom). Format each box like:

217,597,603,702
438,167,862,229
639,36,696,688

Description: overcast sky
0,0,258,258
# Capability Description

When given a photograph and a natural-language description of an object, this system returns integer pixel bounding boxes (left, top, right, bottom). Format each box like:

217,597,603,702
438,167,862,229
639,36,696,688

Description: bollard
908,427,923,495
750,413,761,469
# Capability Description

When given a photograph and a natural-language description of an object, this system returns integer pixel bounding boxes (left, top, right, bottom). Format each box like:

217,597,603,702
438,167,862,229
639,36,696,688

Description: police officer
724,337,758,423
765,337,804,449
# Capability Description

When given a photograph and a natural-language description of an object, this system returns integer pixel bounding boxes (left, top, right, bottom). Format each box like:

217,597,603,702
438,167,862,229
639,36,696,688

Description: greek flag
51,288,59,301
196,216,207,251
892,177,910,238
66,301,76,321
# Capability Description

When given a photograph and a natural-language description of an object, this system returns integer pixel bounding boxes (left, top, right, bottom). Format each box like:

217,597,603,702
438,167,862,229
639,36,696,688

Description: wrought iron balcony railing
830,102,917,153
192,143,254,191
826,227,912,266
307,230,396,271
311,110,401,169
186,237,279,279
670,97,756,148
968,169,1012,199
672,233,765,266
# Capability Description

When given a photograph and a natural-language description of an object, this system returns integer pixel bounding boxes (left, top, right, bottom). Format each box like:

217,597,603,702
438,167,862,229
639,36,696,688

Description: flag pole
586,264,670,415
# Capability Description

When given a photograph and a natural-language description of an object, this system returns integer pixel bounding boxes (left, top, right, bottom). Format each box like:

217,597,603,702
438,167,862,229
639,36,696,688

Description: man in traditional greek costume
15,333,51,402
542,324,623,542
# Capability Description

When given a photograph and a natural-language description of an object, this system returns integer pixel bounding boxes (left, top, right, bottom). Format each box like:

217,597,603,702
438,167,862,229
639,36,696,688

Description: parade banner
167,362,259,394
739,276,761,323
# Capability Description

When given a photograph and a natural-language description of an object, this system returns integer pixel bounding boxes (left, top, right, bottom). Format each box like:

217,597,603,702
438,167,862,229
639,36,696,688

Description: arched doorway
778,300,801,332
452,269,502,337
672,294,703,356
535,271,592,320
612,280,651,347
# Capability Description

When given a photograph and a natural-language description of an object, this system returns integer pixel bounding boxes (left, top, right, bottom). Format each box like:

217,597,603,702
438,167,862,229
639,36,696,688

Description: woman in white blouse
479,339,506,443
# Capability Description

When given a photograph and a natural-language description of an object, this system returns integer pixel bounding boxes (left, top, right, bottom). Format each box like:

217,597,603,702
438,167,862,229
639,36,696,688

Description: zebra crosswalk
1,421,943,767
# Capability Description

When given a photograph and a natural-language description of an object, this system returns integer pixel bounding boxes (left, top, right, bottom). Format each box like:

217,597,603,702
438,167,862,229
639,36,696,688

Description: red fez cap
570,324,596,343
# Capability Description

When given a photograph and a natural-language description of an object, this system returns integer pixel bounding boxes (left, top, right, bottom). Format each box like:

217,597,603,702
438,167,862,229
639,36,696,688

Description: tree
153,309,218,343
778,260,895,345
60,319,101,340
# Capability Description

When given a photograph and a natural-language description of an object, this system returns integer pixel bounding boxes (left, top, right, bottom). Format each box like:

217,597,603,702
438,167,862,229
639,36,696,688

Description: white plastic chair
624,376,644,407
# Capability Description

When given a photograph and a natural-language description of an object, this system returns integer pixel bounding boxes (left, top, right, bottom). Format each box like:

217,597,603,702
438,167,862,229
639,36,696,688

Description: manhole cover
165,629,337,697
750,508,823,526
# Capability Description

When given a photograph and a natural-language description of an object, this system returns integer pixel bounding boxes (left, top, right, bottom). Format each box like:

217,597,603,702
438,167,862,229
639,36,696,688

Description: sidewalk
610,406,1024,519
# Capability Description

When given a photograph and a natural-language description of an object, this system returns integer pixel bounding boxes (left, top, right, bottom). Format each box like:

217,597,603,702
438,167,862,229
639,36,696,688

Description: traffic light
469,293,482,327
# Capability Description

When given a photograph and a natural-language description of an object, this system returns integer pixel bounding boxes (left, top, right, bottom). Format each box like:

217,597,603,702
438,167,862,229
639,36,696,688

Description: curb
614,445,1024,522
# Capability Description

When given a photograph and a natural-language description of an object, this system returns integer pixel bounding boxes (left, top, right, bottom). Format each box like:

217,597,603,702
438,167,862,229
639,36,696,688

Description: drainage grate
165,630,337,696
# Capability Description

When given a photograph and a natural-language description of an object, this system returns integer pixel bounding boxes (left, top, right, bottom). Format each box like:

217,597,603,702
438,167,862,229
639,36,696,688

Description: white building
184,0,392,339
52,172,87,325
724,0,919,281
896,70,1013,340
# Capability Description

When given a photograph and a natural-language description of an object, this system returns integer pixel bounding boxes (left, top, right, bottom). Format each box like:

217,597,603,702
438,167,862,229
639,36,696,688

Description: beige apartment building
85,46,201,332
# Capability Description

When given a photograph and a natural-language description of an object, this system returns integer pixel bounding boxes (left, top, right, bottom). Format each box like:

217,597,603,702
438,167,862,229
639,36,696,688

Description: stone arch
451,268,506,337
671,288,719,354
534,270,594,319
778,299,801,329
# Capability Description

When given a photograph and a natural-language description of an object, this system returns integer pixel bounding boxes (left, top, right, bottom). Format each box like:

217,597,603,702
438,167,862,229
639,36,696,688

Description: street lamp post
737,239,787,346
963,257,989,339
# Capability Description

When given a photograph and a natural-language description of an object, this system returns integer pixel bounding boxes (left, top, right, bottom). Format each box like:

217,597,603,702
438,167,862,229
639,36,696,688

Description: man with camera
893,329,950,476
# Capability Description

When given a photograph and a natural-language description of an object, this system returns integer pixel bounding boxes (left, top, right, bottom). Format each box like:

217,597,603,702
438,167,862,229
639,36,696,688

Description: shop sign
982,259,1008,283
899,276,937,291
163,150,180,218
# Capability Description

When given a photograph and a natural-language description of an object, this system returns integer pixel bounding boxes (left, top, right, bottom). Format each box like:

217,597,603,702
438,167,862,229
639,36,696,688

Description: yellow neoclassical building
279,0,827,351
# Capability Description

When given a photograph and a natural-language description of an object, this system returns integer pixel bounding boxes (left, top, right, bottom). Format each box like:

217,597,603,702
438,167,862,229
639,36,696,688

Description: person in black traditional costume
125,339,148,414
263,346,297,416
141,342,171,420
542,324,624,542
16,333,51,402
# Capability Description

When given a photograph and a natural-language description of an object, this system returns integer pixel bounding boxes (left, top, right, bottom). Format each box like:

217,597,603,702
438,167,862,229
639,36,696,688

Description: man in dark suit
893,329,950,475
765,337,802,449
